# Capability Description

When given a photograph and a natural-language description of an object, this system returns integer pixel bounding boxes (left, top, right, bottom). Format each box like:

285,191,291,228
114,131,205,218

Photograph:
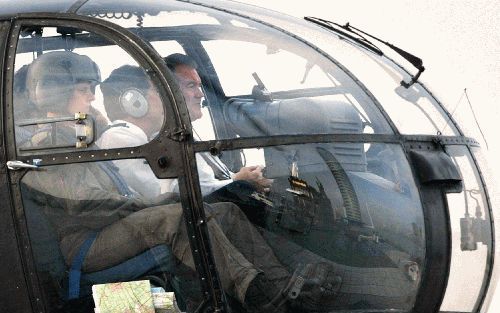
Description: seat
21,183,177,310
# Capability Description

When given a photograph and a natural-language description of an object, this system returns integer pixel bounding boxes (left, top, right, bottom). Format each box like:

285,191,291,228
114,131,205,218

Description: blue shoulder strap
68,160,135,299
68,232,98,299
98,161,134,197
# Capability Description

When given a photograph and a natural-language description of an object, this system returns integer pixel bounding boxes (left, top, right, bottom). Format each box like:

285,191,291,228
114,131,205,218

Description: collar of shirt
97,120,148,149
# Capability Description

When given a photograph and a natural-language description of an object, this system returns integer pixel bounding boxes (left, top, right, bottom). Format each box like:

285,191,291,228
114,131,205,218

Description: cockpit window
229,7,461,137
12,23,188,312
13,26,167,155
194,142,425,311
6,2,491,313
440,145,492,312
202,40,332,95
89,3,394,138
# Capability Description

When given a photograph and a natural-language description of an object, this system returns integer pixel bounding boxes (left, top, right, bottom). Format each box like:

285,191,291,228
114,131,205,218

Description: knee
206,201,242,216
205,202,250,228
144,204,183,227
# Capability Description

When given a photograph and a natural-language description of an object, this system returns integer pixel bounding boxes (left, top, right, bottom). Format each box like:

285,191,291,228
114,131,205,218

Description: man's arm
23,163,148,219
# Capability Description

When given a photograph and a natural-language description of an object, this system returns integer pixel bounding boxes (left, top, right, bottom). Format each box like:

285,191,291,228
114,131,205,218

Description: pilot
22,52,341,313
163,53,272,196
160,54,418,309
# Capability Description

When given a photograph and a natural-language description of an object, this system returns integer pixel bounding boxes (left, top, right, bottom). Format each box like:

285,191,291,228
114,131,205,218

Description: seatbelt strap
100,122,128,134
193,130,232,180
68,232,98,300
98,161,134,197
199,152,232,180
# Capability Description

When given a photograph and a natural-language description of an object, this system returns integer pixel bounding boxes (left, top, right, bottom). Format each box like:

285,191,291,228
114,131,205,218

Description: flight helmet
26,51,101,114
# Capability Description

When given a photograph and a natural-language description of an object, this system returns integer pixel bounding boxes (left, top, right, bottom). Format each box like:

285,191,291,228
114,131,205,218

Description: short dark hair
163,53,198,72
101,65,150,121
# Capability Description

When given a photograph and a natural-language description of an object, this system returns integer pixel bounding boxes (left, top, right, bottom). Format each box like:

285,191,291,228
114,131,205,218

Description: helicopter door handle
7,160,39,170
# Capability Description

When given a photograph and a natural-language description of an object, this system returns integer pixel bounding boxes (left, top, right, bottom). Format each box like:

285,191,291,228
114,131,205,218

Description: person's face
174,64,204,121
67,82,96,114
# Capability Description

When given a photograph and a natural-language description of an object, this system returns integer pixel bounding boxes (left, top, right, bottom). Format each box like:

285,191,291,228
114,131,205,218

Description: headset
101,65,152,119
119,87,149,118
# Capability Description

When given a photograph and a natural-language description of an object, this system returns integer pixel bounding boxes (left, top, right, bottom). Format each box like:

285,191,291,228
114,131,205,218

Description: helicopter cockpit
0,1,495,313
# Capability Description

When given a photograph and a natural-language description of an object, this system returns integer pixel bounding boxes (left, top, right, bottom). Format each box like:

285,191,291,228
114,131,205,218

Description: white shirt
96,120,162,199
97,120,233,197
168,153,234,196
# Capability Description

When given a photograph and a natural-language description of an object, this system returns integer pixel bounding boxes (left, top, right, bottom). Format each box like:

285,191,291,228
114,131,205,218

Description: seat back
21,183,176,302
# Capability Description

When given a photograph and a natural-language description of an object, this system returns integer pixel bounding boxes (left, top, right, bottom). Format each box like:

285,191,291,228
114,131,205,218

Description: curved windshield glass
84,0,394,139
207,0,462,137
440,146,493,312
191,142,425,311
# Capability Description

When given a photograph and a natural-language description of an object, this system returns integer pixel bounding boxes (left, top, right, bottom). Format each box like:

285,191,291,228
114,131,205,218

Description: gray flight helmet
26,51,101,114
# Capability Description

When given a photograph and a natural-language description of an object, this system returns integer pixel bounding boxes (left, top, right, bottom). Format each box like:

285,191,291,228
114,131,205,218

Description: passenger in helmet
26,51,100,116
17,50,109,145
15,51,101,149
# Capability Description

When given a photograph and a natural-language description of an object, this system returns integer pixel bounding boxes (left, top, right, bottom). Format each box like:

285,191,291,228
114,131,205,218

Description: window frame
4,13,225,312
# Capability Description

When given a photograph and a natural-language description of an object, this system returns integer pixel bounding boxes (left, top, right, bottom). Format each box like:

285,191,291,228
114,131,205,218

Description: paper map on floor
92,280,155,313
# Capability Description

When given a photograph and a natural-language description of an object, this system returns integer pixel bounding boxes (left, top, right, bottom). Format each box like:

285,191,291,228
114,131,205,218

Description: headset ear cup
119,88,149,118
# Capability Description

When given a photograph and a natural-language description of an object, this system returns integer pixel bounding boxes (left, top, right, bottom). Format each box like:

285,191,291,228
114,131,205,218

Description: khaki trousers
81,202,289,303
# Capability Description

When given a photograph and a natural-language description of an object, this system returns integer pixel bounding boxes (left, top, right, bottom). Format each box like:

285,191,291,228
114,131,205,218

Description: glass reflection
200,142,425,311
440,146,492,312
20,159,195,312
88,2,393,136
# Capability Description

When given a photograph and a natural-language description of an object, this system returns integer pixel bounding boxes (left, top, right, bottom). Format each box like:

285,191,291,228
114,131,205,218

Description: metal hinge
168,127,191,142
432,136,445,150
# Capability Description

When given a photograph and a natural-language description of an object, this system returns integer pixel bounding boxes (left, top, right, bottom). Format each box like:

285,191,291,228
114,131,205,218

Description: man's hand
232,165,273,192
